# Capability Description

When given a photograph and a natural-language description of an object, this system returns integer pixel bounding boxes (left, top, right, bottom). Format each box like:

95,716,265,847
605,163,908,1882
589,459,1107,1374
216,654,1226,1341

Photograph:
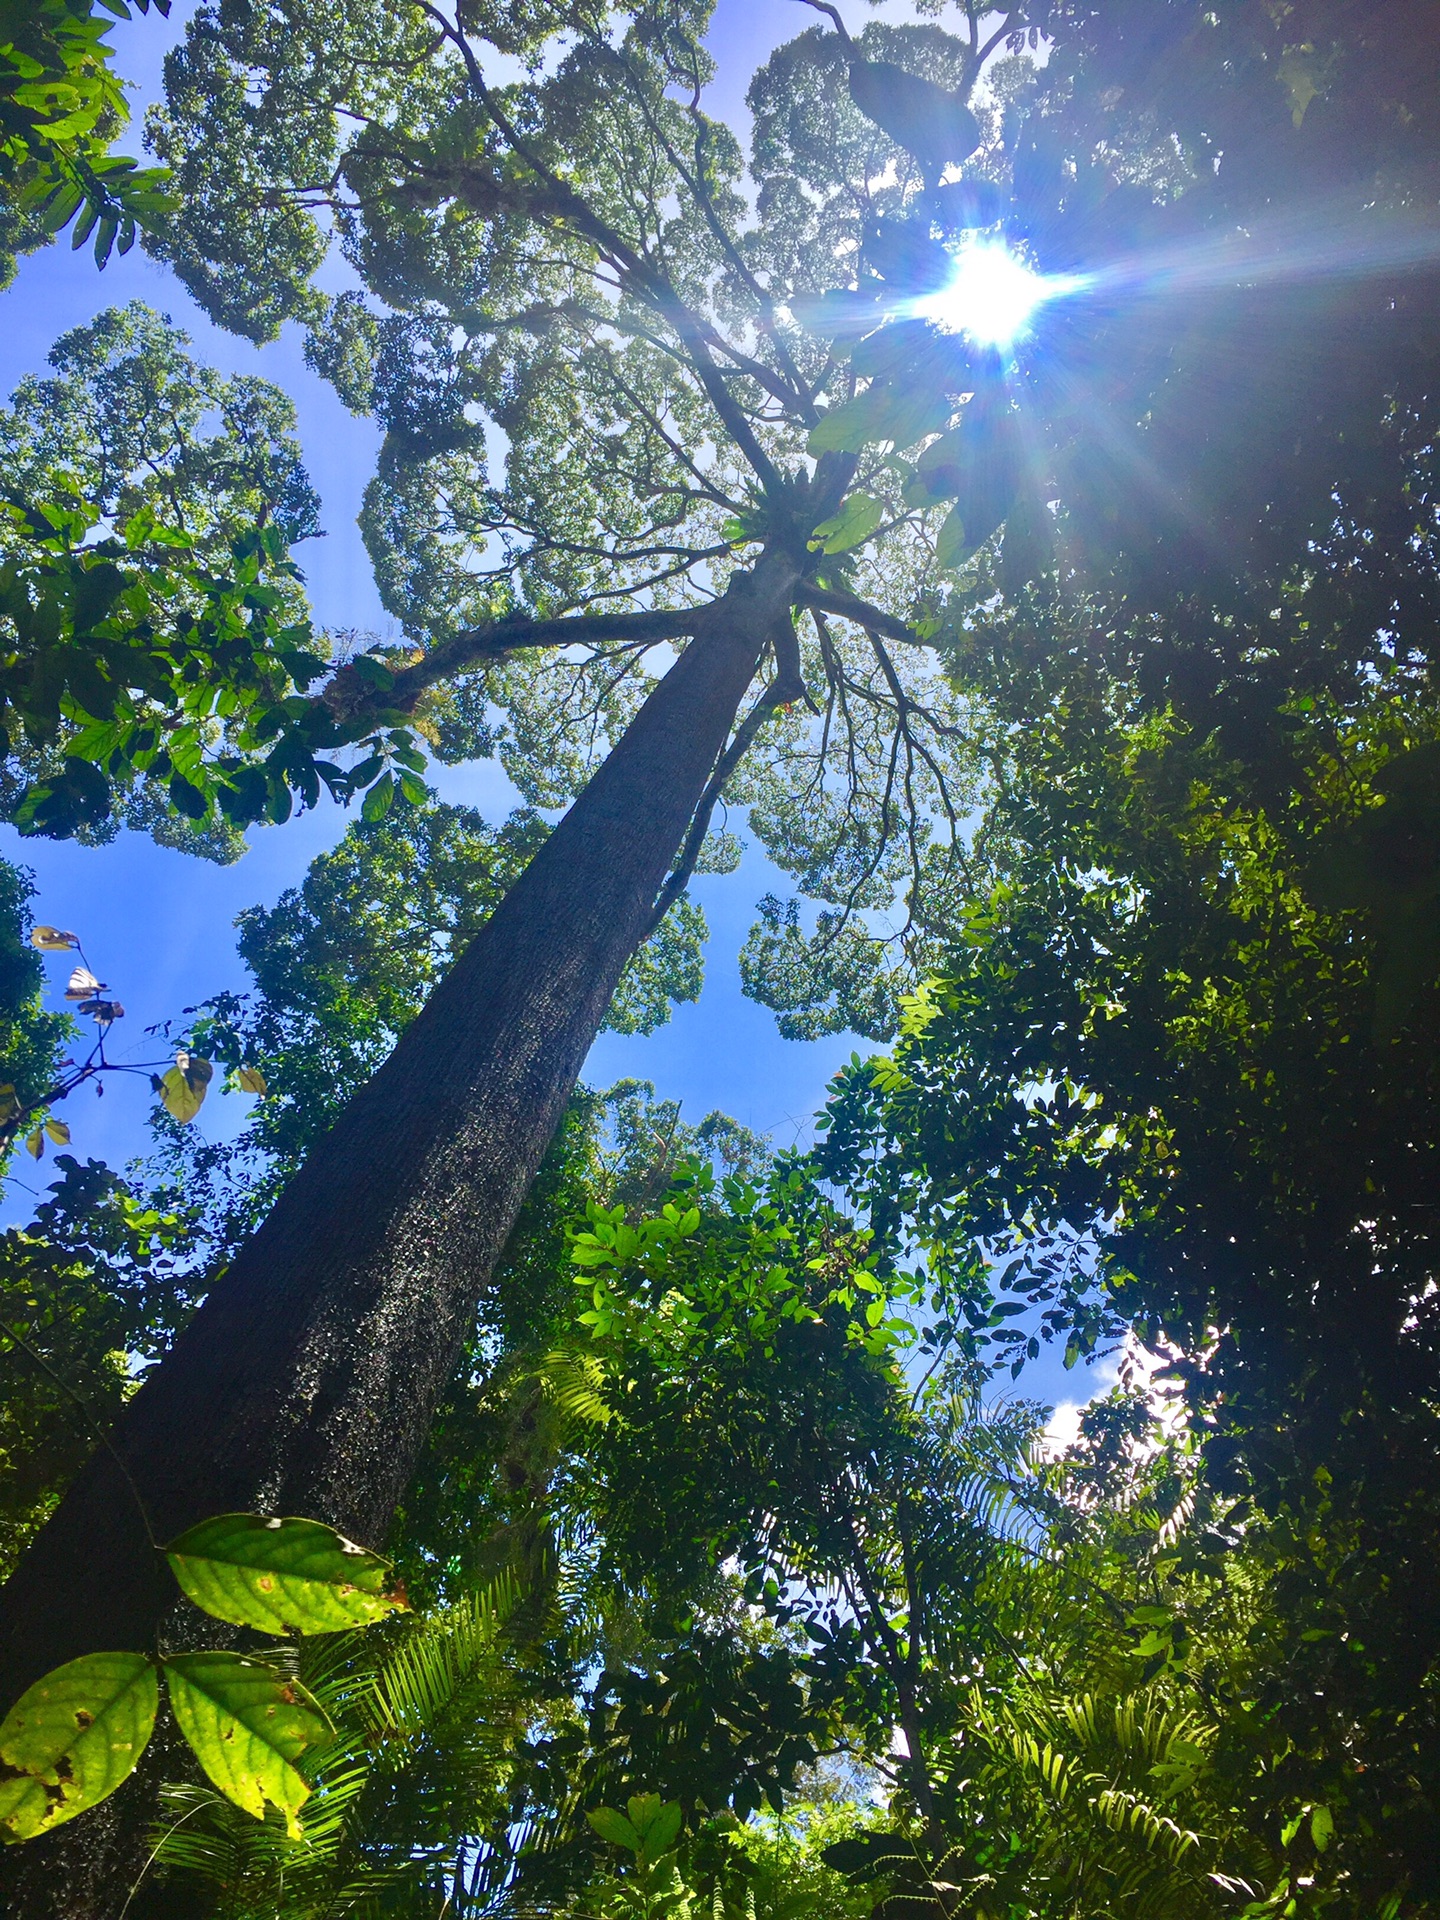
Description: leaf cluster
0,0,176,285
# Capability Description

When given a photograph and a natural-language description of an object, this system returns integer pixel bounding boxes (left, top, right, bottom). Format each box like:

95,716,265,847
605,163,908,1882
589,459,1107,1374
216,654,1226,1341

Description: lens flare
915,240,1076,347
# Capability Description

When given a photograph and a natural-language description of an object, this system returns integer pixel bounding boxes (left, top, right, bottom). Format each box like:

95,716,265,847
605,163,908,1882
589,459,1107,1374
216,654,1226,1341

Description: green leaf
159,1054,213,1125
0,1653,157,1842
936,487,1014,569
629,1794,682,1853
880,384,953,451
807,382,949,457
807,390,890,455
36,182,84,235
164,1513,407,1635
361,772,396,822
168,771,208,819
588,1805,643,1851
162,1652,331,1838
809,494,884,556
1311,1803,1334,1851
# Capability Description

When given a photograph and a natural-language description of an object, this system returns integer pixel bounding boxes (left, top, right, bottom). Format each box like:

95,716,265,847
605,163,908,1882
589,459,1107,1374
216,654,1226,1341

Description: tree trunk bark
0,554,795,1917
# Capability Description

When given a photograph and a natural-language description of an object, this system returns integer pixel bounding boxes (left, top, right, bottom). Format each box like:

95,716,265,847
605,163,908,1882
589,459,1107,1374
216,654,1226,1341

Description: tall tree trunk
0,553,796,1917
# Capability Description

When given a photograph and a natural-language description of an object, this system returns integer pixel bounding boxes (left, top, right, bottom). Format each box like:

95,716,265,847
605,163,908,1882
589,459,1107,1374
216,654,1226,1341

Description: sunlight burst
915,240,1077,348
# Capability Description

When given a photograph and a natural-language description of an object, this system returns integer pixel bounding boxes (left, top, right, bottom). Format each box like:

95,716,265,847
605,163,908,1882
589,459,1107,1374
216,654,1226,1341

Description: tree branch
321,605,708,724
798,583,920,647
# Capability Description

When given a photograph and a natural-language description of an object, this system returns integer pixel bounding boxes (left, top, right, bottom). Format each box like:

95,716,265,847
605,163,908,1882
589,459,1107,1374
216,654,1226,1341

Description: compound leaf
588,1805,643,1851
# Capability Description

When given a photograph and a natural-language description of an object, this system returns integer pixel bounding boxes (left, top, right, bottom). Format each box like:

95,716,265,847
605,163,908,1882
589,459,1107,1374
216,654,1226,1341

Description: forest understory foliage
0,0,1439,1914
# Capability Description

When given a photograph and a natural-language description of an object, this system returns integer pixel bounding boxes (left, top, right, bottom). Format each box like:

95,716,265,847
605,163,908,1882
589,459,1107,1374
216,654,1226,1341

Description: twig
0,1315,157,1549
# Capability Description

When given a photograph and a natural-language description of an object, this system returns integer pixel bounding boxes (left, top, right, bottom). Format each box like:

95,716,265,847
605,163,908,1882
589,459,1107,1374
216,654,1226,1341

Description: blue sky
2,0,1113,1418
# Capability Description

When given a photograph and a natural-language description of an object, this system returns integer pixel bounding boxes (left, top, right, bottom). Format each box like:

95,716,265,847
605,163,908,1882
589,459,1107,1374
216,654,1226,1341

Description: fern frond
540,1347,621,1431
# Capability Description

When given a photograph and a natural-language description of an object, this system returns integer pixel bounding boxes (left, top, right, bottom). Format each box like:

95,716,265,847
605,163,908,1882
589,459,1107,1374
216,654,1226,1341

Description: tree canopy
1,2,1440,1916
0,0,174,285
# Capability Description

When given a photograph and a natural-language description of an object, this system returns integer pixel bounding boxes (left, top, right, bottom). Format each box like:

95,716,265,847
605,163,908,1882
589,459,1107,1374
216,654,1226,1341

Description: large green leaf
937,490,1014,569
165,1513,407,1635
808,384,950,458
588,1804,643,1851
0,1652,157,1842
932,400,1022,567
163,1652,331,1838
629,1793,682,1854
809,494,884,556
807,389,892,455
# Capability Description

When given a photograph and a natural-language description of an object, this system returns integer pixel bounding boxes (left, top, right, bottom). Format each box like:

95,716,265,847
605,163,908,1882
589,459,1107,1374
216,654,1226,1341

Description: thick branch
321,605,707,725
798,583,920,647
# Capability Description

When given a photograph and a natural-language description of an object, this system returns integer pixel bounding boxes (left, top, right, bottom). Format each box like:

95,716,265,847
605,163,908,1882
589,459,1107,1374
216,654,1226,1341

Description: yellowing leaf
0,1652,157,1842
42,1119,70,1146
164,1514,408,1636
29,927,79,952
159,1055,213,1125
234,1066,267,1095
163,1653,331,1838
24,1129,43,1160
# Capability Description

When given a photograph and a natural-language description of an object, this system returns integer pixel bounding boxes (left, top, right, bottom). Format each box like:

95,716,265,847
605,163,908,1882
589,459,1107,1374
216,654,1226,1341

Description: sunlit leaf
629,1793,681,1853
0,1653,157,1842
809,494,884,556
233,1066,267,1095
165,1513,407,1635
29,927,79,951
159,1054,213,1124
162,1652,330,1838
806,390,890,455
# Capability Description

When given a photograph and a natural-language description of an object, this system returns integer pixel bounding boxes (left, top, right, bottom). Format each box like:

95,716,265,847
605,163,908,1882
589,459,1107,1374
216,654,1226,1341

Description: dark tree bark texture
0,554,797,1917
